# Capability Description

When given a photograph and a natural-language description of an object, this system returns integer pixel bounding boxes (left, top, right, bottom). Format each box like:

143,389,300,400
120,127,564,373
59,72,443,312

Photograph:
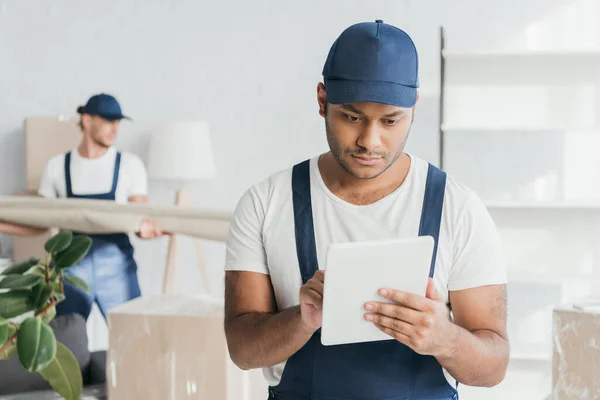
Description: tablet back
321,236,434,346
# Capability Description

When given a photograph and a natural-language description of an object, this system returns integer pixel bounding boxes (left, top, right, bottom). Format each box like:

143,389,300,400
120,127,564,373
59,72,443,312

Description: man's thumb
425,278,442,301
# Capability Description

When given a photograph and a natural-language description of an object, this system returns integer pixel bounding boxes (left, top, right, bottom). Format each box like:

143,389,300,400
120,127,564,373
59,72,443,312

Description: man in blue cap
224,20,509,398
34,93,164,321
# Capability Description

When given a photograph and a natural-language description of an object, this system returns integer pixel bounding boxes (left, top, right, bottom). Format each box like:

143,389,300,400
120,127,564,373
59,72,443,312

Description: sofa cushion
0,313,91,395
50,313,91,368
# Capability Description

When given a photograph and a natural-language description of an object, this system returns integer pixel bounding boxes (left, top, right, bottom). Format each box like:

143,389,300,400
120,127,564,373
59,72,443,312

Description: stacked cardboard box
107,294,246,400
552,298,600,399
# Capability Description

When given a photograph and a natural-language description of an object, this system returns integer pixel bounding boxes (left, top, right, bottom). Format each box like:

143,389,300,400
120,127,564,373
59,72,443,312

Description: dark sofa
0,314,106,395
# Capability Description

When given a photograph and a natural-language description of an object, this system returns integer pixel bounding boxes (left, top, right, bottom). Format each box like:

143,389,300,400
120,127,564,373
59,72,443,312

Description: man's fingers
302,287,323,309
373,323,412,344
366,313,413,337
378,288,433,312
305,278,324,295
425,278,442,302
364,302,421,325
313,269,325,283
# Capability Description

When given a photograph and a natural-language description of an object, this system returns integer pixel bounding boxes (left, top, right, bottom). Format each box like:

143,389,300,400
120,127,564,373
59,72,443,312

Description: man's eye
345,114,360,122
384,119,398,126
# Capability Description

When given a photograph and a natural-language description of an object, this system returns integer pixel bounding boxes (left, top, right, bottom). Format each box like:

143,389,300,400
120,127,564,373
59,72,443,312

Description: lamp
147,121,216,296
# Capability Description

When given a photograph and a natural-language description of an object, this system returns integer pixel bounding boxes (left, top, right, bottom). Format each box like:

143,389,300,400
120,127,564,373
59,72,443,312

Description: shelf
443,49,600,59
442,124,599,133
506,269,594,285
509,352,550,362
484,201,600,211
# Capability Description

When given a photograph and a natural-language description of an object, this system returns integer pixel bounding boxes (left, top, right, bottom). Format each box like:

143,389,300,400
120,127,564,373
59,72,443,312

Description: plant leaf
63,275,89,294
17,317,57,372
0,274,43,290
42,306,56,324
44,231,73,255
30,267,46,278
1,258,40,275
0,290,35,319
33,284,54,310
53,236,92,269
39,342,82,400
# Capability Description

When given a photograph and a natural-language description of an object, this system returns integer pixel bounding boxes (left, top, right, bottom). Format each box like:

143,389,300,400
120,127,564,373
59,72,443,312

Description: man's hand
299,270,324,333
364,278,455,358
136,218,166,239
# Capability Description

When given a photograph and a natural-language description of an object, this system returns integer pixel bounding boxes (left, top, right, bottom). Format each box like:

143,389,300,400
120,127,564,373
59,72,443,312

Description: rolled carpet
0,196,232,241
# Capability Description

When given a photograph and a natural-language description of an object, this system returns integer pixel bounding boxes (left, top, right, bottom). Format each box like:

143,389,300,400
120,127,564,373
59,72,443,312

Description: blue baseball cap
322,20,419,108
77,93,131,121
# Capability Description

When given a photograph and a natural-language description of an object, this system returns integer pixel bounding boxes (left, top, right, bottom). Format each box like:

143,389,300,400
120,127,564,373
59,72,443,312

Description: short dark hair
76,106,85,131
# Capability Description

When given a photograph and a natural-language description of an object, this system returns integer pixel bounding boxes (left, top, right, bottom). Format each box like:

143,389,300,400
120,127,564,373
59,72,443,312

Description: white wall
2,0,600,398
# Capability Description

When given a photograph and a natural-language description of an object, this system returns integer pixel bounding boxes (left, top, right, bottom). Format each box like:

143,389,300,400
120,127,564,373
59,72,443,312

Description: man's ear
81,114,92,130
317,82,327,117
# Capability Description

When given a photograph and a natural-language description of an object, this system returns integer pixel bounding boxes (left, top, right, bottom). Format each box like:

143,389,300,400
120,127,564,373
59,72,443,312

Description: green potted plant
0,230,92,400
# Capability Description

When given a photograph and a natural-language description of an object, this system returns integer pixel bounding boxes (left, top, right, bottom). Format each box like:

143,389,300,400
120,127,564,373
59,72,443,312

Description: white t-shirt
225,153,507,388
38,147,148,203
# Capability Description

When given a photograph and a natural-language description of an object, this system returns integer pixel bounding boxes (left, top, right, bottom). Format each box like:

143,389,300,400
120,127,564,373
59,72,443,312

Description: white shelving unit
485,201,600,211
442,49,600,58
442,125,581,133
505,269,593,285
441,49,600,79
439,27,600,363
509,352,551,362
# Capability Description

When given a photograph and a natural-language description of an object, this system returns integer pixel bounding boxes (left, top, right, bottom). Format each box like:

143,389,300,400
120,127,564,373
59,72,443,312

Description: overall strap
64,152,74,197
292,159,319,284
109,152,122,196
418,163,447,278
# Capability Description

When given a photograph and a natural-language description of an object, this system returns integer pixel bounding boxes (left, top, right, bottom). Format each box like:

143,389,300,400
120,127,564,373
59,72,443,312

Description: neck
77,138,109,159
318,152,411,205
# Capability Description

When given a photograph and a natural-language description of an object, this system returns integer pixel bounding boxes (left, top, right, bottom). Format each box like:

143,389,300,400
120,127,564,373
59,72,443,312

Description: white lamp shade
147,121,216,181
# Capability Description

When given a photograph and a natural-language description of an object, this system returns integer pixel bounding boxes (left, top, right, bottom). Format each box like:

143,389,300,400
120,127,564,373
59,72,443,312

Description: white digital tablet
320,236,434,346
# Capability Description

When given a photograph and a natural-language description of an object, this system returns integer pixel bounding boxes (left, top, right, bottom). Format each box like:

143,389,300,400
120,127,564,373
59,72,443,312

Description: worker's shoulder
410,154,482,214
117,151,146,169
243,162,296,203
46,151,66,164
44,152,67,172
435,164,486,218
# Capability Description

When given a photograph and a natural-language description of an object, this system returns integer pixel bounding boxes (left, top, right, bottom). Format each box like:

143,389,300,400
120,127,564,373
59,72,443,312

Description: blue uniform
267,159,459,400
56,151,142,320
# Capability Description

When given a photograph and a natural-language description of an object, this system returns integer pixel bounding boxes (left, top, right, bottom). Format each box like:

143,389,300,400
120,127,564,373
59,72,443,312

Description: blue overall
268,160,458,400
55,151,142,321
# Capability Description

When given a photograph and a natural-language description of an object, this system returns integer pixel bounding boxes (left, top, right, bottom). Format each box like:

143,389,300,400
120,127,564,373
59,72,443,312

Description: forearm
225,305,314,370
436,324,509,387
0,221,47,237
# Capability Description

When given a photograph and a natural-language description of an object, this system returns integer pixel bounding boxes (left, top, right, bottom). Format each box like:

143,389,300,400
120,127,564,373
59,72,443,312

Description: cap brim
97,114,131,122
325,79,417,108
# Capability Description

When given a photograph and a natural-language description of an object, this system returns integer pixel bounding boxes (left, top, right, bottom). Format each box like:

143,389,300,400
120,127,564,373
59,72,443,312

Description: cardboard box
552,298,600,399
107,294,246,400
12,231,55,262
23,116,81,191
11,116,80,262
